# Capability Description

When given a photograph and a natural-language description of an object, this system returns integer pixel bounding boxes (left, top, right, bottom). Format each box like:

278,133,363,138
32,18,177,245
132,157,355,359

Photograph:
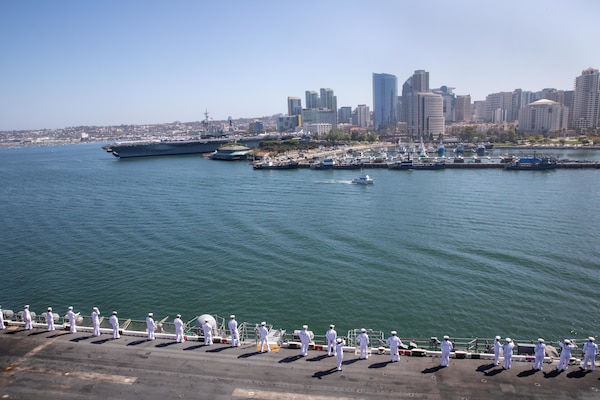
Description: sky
1,0,599,131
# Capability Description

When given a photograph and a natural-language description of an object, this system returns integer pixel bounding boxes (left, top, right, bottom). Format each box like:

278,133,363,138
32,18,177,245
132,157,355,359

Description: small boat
352,174,374,184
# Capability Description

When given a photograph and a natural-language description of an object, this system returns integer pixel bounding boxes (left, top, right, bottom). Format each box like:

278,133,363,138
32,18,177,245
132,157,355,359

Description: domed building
517,99,568,133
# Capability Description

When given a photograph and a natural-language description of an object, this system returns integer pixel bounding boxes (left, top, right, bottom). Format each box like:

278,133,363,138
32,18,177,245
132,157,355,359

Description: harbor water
1,143,599,341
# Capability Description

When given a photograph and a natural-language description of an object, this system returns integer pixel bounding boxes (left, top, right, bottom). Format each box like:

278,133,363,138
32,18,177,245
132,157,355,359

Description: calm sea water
1,143,598,341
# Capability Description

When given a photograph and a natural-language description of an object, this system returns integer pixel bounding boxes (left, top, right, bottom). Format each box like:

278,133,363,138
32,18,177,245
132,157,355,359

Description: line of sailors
492,335,598,372
2,305,597,372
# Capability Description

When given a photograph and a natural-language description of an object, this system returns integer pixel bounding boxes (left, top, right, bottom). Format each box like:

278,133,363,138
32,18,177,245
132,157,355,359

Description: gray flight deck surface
1,327,599,399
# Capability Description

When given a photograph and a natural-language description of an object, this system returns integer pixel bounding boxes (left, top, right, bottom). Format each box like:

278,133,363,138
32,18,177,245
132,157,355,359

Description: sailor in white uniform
109,311,120,339
493,335,502,366
357,328,370,360
0,305,4,330
173,314,184,343
325,325,337,356
440,335,453,367
581,337,597,371
23,305,32,330
386,331,403,362
502,338,514,369
533,338,546,370
146,313,156,340
91,307,101,337
202,319,213,345
228,315,240,347
46,307,55,331
67,306,78,333
557,339,576,371
299,325,311,357
258,322,270,352
335,337,345,371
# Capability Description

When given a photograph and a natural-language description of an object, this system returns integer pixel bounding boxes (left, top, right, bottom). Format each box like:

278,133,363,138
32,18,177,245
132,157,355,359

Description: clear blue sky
1,0,599,131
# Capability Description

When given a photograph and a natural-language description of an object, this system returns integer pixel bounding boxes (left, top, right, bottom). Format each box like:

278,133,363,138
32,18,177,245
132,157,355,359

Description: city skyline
1,0,600,131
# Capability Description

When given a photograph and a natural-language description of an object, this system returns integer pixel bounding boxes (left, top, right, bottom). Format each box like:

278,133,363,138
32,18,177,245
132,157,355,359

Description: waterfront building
472,101,486,123
287,97,302,116
277,115,300,132
432,86,456,123
300,108,336,131
356,104,370,128
372,73,398,131
517,99,568,133
303,123,332,137
338,106,352,125
407,92,445,139
485,92,513,123
571,67,600,130
249,120,264,134
455,95,472,122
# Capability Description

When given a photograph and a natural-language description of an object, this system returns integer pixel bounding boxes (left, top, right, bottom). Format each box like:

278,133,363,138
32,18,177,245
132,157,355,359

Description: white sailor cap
505,337,512,342
176,314,181,318
230,315,235,319
68,306,73,310
93,307,98,311
112,311,117,314
360,328,366,333
148,312,153,316
495,336,501,340
588,336,595,341
538,338,544,343
302,325,308,329
336,338,343,343
330,324,335,328
443,335,450,340
24,305,29,308
261,321,266,325
48,307,52,311
391,331,397,335
564,339,571,344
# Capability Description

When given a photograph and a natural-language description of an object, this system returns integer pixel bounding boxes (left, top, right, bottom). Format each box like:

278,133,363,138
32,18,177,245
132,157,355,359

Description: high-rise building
485,92,513,122
455,95,472,122
320,88,336,111
356,104,370,128
407,92,444,139
572,67,600,130
372,73,398,131
338,106,352,125
305,91,319,109
518,99,568,133
287,97,302,116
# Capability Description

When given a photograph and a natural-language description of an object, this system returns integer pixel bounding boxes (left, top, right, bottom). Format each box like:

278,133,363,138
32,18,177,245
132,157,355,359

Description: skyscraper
572,67,600,130
372,73,398,131
287,97,302,116
305,91,319,109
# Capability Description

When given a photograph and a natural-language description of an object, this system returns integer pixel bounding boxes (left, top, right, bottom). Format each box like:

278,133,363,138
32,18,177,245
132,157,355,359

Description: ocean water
1,143,599,341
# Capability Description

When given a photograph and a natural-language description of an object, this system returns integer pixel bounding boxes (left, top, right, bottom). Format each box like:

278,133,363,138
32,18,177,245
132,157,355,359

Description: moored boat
389,157,446,170
253,158,299,170
504,154,557,170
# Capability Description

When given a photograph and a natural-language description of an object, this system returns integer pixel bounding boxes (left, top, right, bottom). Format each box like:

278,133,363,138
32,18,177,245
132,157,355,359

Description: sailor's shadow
312,367,337,379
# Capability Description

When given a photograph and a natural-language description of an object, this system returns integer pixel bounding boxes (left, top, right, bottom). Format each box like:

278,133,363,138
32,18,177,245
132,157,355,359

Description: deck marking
232,388,364,400
14,366,137,385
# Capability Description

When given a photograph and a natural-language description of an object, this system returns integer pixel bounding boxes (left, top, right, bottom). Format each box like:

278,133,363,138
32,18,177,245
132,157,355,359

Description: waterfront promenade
1,324,598,399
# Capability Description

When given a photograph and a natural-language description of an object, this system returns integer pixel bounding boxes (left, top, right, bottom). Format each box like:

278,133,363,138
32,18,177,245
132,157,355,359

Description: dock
1,322,598,399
